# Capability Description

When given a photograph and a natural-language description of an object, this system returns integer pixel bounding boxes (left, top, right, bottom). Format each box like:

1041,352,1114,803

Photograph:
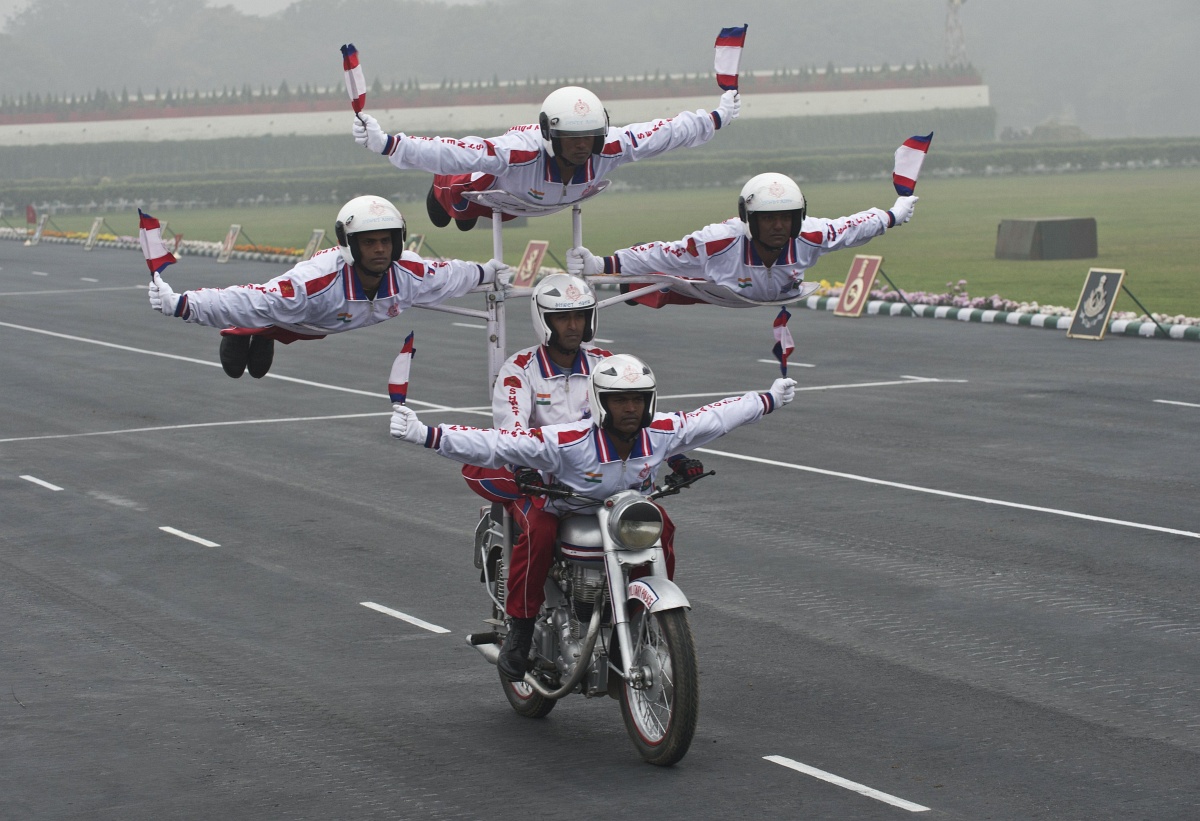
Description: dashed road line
159,526,220,547
20,474,63,491
764,756,930,812
360,601,450,634
1155,399,1200,409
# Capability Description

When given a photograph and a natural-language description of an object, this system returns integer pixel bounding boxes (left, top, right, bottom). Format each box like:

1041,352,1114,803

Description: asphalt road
2,240,1198,820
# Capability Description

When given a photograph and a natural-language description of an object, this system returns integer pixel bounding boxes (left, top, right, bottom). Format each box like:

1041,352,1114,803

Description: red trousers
432,173,521,223
462,465,676,619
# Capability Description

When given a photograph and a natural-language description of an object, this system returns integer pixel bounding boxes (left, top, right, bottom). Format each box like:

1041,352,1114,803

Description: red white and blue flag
714,25,748,90
341,43,367,114
893,132,933,196
771,306,795,376
138,209,176,277
388,331,415,404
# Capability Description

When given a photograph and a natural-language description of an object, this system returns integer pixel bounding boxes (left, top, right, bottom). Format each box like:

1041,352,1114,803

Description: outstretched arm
665,377,797,457
353,112,517,175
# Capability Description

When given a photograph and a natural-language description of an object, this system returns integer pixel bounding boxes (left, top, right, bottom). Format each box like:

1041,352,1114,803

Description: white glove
352,113,389,154
148,272,180,316
715,89,740,128
889,195,918,227
481,259,513,289
390,404,429,445
768,377,797,407
567,246,602,276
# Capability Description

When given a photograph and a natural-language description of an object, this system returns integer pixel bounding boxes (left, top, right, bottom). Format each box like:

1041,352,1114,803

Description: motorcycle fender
626,578,690,614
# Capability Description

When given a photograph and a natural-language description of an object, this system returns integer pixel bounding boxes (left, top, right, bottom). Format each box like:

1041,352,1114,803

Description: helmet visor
548,125,607,140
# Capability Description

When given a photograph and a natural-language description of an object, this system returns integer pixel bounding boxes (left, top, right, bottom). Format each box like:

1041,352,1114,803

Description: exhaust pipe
467,591,608,700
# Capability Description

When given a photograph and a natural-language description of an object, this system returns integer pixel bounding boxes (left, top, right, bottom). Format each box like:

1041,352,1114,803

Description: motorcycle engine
569,564,605,634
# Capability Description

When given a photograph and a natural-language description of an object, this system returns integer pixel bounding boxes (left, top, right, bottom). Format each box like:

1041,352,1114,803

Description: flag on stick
893,133,933,196
388,331,415,404
714,25,748,90
138,209,177,277
771,306,795,377
26,205,36,224
340,43,367,115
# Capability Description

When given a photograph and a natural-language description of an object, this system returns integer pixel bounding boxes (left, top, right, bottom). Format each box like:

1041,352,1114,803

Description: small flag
138,209,177,277
771,306,795,377
714,25,748,90
25,205,36,224
893,132,933,196
341,43,367,114
388,331,415,404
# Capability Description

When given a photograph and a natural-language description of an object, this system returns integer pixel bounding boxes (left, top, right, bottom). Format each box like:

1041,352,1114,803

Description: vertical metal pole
486,207,506,393
571,203,583,249
491,207,504,262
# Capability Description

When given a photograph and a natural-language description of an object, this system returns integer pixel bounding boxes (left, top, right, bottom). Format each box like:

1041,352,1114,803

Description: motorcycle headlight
607,496,663,550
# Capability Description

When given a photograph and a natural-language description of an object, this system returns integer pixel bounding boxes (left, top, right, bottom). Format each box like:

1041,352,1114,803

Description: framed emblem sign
1067,268,1126,340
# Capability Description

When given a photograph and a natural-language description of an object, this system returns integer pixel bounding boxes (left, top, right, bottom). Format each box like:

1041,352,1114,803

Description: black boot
219,335,250,378
454,216,478,232
497,617,535,681
247,336,274,379
425,184,451,228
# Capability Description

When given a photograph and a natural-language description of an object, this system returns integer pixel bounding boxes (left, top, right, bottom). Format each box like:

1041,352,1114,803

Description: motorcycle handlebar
650,469,715,500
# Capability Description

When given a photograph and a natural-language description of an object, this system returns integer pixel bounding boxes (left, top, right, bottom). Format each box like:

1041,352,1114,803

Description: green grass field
36,166,1200,317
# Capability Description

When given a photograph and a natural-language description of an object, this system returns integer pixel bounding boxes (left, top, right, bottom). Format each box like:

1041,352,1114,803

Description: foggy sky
1,0,1197,140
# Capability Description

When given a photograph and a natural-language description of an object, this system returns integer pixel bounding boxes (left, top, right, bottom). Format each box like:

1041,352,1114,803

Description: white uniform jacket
172,247,486,335
380,109,719,210
425,391,778,516
492,343,613,429
601,210,893,302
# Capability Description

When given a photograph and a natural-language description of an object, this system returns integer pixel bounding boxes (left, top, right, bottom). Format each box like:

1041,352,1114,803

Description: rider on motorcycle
391,354,797,679
460,274,630,679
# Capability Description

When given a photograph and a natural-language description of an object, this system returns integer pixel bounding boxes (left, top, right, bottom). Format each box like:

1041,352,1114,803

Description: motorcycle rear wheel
618,607,699,766
500,669,556,718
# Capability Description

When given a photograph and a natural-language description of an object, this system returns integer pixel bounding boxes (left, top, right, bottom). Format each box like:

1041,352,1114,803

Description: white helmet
334,195,407,267
538,86,610,158
531,273,598,347
737,173,807,242
588,353,657,430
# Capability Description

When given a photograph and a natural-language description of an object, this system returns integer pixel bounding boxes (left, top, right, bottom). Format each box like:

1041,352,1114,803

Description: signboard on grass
1067,268,1126,340
834,255,883,317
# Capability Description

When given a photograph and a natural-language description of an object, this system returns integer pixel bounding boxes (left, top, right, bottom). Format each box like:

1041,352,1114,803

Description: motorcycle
466,471,712,766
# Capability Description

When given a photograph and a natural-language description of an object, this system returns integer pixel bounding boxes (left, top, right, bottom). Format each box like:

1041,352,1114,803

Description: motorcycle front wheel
618,606,699,766
500,669,556,718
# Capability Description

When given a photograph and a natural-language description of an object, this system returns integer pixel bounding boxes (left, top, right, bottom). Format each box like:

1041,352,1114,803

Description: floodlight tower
946,0,969,66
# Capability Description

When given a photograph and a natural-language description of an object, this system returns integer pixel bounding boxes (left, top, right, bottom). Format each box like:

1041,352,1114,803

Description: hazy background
0,0,1196,139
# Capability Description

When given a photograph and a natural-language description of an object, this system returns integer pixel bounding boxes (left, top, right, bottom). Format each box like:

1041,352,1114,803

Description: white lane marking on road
159,526,220,547
764,756,931,813
696,448,1200,540
660,376,966,402
20,474,63,491
1155,399,1200,409
757,359,815,367
593,337,615,343
81,277,98,283
0,407,493,444
361,601,451,634
0,285,142,296
452,322,487,329
32,271,49,277
0,320,490,405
